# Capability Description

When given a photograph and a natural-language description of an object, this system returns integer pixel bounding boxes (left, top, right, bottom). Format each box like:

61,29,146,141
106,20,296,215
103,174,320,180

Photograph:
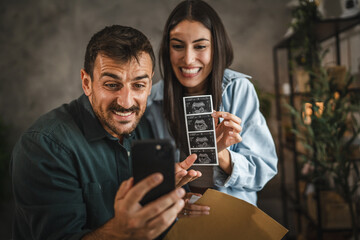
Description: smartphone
131,139,175,205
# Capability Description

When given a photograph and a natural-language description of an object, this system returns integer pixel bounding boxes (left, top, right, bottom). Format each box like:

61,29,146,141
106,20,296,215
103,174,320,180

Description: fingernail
229,131,233,135
205,206,210,211
153,173,162,182
211,112,216,117
224,121,229,126
176,188,185,197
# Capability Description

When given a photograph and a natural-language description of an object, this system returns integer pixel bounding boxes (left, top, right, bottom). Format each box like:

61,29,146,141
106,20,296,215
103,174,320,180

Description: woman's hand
178,192,210,218
175,154,202,188
212,111,242,152
212,111,242,174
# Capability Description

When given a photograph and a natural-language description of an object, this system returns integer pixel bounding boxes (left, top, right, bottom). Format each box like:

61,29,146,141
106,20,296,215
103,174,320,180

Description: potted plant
286,0,360,239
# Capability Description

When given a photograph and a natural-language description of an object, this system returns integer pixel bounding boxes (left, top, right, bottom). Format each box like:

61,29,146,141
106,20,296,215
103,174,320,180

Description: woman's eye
195,45,206,50
171,44,184,49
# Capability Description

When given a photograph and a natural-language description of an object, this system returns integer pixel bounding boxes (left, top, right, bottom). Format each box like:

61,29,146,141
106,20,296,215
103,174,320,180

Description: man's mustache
109,102,140,113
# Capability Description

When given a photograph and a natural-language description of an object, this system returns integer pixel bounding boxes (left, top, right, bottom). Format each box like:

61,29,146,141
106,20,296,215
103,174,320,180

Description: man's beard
95,100,141,138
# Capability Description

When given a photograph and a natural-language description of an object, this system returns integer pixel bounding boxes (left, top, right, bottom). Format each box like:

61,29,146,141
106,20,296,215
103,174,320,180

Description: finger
175,169,187,185
179,207,210,218
227,133,242,143
185,203,210,212
179,211,210,218
212,110,219,126
188,170,202,182
115,177,134,201
212,111,241,125
138,188,185,225
123,173,163,209
147,198,185,233
176,170,199,188
176,154,197,171
223,120,242,133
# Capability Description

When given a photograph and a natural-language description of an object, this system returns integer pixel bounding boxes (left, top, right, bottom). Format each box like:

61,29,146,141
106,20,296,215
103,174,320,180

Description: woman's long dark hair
159,0,234,154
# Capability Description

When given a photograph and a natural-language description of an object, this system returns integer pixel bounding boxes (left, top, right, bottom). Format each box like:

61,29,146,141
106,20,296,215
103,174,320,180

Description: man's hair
84,25,155,79
159,0,233,154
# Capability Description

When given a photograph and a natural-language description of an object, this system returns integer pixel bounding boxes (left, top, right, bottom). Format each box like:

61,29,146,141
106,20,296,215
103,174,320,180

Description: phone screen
131,139,175,205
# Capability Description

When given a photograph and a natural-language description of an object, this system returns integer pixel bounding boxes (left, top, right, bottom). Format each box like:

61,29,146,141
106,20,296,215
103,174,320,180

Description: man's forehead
96,54,153,80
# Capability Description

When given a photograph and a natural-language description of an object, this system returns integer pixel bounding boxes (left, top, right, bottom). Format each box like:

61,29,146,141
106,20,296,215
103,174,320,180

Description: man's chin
116,121,138,135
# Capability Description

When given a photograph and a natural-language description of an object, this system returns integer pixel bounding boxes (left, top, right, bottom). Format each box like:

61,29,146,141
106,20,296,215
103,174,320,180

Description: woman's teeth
181,68,200,74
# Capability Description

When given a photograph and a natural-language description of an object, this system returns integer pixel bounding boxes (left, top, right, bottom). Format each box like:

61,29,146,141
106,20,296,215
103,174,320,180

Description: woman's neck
184,82,208,96
184,88,207,96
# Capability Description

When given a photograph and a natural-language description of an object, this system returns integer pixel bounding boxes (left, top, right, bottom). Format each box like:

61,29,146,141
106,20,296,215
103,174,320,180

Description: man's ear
81,69,92,96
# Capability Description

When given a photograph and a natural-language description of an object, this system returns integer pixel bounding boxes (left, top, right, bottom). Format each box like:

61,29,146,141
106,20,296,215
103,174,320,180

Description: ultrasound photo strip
183,95,218,165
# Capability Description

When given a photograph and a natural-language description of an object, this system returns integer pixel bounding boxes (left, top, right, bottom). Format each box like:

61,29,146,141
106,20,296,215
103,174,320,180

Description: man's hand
83,173,185,240
175,154,202,188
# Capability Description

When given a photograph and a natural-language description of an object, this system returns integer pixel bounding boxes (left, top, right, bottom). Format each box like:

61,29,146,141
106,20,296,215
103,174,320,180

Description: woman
146,0,277,207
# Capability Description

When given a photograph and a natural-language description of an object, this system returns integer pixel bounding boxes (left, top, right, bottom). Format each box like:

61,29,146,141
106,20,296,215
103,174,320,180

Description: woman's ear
81,69,92,96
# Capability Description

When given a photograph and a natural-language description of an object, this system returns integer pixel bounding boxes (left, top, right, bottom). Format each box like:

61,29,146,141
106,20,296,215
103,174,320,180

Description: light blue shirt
145,69,278,205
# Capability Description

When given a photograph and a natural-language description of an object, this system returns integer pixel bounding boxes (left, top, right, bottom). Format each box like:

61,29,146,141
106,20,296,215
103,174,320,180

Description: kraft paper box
165,189,288,240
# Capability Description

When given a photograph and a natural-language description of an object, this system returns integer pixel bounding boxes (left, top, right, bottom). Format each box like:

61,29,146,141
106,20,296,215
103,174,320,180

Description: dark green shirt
11,94,154,240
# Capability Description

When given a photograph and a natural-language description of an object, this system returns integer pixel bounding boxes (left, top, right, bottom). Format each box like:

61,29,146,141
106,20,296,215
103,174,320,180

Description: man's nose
117,86,134,109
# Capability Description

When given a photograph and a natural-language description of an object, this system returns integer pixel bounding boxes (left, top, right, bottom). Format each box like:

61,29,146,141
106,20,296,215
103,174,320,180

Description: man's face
195,137,209,147
194,119,207,131
198,153,211,164
192,101,206,113
81,52,153,140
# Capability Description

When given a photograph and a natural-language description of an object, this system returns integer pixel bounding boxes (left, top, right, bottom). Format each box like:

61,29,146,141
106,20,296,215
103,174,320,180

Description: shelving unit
273,13,360,239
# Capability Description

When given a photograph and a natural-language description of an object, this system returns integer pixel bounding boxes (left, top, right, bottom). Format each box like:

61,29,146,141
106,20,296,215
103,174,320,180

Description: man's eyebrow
170,38,210,43
133,74,151,81
100,72,120,80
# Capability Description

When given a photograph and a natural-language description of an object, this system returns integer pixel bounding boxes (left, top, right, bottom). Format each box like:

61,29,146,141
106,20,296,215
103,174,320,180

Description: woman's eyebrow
170,38,210,43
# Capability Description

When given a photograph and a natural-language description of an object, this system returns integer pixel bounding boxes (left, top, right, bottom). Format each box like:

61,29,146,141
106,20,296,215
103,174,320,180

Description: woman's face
169,20,213,94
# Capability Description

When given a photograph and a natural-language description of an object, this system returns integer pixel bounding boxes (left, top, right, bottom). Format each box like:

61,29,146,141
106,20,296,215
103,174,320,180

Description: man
11,25,201,240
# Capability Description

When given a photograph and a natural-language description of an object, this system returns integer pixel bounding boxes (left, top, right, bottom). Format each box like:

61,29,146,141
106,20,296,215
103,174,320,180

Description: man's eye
105,83,119,89
134,83,145,89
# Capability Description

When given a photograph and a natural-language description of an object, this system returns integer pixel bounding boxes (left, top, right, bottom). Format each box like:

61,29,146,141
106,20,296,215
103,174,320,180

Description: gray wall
0,1,291,238
0,0,291,146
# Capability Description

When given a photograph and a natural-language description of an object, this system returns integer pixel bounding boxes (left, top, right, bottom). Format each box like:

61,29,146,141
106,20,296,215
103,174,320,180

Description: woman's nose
183,48,195,64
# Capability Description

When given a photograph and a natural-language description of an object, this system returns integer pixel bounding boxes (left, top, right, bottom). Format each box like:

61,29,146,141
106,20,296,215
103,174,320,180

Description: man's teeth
182,68,200,74
114,111,132,117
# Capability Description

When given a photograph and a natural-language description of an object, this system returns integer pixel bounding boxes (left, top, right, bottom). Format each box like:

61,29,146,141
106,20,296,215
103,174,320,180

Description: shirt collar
75,94,109,142
222,69,252,91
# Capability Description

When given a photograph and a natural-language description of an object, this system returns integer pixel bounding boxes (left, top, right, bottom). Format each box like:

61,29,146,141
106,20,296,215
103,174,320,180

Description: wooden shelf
275,13,360,49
